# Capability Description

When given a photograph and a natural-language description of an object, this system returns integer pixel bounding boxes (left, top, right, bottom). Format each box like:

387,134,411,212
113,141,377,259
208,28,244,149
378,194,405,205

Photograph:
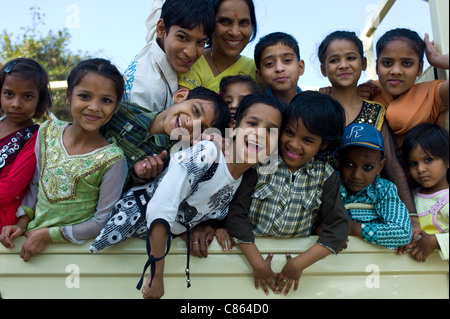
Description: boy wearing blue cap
337,123,412,250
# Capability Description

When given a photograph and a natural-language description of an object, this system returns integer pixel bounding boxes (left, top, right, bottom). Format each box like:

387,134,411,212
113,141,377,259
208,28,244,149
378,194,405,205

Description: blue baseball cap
341,123,384,152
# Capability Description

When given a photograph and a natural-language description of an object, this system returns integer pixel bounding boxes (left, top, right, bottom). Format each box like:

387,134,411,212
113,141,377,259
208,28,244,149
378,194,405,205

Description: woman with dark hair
178,0,258,93
142,0,258,94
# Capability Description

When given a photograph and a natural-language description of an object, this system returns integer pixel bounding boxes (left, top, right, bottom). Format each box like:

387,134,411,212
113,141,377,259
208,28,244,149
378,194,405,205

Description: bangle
59,226,69,242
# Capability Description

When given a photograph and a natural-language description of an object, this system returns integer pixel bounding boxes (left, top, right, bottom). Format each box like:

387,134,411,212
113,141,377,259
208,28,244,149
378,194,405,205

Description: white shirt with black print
146,140,242,235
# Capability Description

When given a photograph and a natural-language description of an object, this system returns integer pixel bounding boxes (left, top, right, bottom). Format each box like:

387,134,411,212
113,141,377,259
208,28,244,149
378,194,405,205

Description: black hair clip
3,61,18,74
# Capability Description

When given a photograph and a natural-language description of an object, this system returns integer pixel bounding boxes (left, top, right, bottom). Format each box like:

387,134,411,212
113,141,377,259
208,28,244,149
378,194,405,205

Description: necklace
210,50,223,75
210,49,240,75
0,125,38,169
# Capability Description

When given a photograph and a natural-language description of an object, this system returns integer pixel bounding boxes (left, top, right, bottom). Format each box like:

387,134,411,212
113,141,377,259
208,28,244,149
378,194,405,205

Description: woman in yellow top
178,0,258,93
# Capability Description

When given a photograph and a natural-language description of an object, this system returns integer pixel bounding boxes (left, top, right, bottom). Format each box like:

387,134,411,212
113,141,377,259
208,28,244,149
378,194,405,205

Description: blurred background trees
1,6,93,121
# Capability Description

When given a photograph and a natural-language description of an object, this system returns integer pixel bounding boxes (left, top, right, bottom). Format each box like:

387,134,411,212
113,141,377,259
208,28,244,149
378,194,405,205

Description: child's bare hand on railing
215,228,235,252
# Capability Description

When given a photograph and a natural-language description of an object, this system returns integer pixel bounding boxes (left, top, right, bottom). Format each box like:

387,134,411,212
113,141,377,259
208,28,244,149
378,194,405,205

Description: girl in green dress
0,59,127,262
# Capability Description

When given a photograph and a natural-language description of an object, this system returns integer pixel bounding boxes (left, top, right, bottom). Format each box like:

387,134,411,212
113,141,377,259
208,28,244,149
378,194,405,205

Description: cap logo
346,125,364,140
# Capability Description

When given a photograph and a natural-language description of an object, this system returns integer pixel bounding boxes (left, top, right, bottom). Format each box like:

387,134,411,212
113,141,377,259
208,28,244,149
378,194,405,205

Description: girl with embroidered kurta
0,59,127,262
0,58,52,230
402,123,449,262
318,31,419,247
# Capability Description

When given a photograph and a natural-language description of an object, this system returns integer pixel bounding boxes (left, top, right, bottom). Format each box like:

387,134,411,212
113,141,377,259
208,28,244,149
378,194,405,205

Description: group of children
0,0,449,300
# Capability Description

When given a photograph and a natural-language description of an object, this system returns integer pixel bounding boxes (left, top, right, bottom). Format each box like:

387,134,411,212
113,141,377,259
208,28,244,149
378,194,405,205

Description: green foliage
1,6,93,122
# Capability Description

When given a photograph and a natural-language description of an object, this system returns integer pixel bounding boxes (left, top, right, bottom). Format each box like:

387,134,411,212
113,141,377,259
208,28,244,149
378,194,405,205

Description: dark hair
402,123,449,165
186,87,230,134
211,0,258,42
402,123,449,184
254,32,300,70
219,75,264,95
0,58,52,118
67,58,125,106
235,93,286,128
287,91,346,155
161,0,216,39
318,30,364,65
376,28,426,62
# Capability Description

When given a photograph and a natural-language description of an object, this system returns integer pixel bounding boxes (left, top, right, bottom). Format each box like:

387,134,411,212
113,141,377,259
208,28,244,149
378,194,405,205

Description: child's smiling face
320,39,367,89
376,39,424,98
157,21,209,74
234,103,282,165
163,98,217,139
280,118,326,173
67,72,119,133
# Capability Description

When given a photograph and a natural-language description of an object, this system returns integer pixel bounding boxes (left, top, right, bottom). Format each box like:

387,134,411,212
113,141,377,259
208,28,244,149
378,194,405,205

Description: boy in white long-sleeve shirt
123,0,214,111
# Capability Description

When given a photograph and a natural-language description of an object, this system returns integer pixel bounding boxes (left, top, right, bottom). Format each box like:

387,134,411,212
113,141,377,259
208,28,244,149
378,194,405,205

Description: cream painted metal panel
429,0,449,68
428,0,449,130
417,67,438,84
1,236,448,299
360,0,397,80
49,81,68,91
